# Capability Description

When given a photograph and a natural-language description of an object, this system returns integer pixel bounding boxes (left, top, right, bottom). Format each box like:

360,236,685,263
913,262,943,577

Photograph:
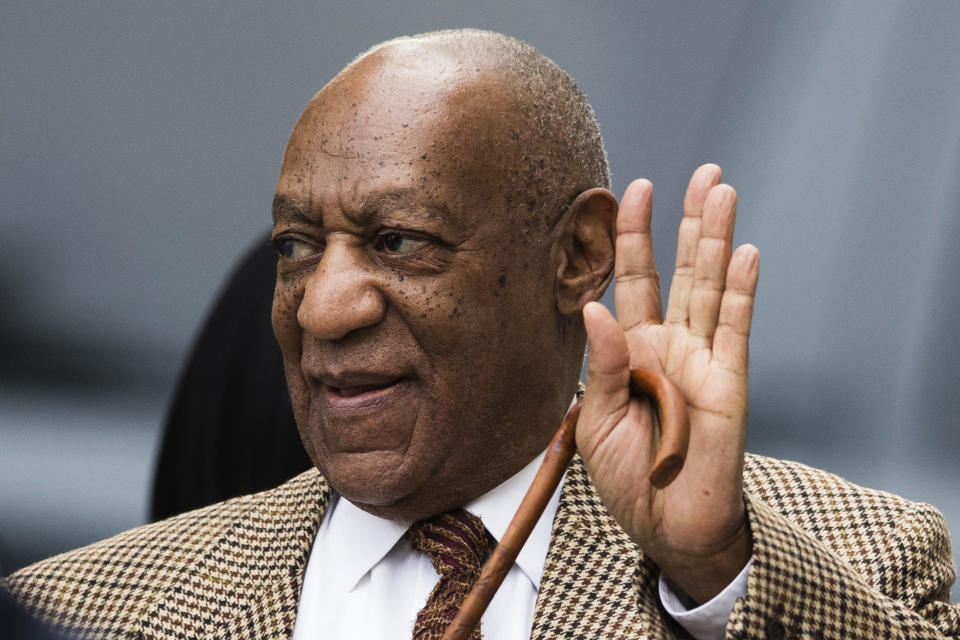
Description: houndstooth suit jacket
4,454,959,639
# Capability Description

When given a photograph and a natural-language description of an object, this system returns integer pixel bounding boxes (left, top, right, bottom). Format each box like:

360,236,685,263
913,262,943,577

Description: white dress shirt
292,451,749,639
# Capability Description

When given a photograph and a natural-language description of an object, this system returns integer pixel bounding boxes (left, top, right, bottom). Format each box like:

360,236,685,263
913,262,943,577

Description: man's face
271,50,573,521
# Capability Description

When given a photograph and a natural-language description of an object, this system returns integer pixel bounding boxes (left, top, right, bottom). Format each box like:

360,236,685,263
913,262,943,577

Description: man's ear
555,187,617,315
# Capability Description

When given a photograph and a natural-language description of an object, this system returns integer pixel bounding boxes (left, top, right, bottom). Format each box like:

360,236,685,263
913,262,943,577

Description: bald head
343,29,610,227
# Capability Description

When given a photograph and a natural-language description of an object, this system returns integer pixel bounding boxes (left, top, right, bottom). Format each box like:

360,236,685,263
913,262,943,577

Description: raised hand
576,164,760,603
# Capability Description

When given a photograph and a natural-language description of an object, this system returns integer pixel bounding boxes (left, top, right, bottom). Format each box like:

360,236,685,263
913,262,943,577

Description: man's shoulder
742,452,942,540
743,453,952,591
744,452,922,518
2,468,326,637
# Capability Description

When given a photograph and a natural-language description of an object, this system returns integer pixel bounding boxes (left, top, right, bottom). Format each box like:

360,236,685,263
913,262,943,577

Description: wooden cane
441,369,690,640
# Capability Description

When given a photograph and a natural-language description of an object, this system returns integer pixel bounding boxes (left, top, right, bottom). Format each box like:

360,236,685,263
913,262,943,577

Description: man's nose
298,245,386,340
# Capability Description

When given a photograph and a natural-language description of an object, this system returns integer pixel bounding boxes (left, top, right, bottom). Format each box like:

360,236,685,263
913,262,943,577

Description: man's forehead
286,64,492,164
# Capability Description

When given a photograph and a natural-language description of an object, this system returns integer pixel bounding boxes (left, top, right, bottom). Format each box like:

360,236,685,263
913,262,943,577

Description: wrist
658,518,752,605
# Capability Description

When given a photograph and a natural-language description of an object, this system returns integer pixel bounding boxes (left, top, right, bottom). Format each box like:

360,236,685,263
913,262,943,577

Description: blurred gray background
1,0,958,600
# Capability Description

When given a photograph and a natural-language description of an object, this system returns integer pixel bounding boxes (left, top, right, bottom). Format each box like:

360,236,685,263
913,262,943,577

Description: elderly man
5,29,958,640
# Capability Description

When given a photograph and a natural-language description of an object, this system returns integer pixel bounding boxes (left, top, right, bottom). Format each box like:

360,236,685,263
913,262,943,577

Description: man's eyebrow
272,190,461,230
272,194,313,224
360,189,449,217
357,189,452,223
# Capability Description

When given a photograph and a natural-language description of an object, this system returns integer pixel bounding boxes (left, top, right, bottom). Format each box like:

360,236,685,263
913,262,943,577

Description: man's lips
318,372,404,390
331,383,393,398
316,373,409,410
307,372,417,453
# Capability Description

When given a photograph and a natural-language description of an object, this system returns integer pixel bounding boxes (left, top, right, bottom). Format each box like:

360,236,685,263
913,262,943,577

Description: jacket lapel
531,457,666,639
139,470,331,640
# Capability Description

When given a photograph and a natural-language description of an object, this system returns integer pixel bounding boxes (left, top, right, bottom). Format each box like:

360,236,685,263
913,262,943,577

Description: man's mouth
329,382,395,398
310,372,416,453
318,373,407,410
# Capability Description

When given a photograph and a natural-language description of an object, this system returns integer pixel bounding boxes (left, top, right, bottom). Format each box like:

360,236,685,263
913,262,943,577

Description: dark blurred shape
0,589,63,640
150,236,311,521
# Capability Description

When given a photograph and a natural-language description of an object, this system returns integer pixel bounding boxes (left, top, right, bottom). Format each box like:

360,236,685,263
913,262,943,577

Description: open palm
577,164,760,603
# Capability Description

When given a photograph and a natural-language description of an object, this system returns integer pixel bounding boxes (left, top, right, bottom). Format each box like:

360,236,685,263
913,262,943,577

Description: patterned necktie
406,509,492,640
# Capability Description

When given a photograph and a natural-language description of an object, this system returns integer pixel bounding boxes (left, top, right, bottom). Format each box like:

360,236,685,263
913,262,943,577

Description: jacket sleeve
725,490,959,639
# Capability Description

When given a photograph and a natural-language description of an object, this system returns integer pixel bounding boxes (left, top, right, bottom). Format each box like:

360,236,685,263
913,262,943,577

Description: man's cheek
388,281,465,326
271,282,304,343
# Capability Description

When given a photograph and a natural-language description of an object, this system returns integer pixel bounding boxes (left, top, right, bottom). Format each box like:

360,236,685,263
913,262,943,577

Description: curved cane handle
630,368,690,488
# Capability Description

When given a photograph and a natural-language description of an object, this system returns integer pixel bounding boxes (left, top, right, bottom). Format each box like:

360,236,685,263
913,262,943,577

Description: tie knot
407,509,491,639
406,508,491,577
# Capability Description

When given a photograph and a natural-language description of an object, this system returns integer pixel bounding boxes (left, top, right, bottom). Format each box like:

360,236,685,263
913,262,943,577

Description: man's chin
319,449,434,518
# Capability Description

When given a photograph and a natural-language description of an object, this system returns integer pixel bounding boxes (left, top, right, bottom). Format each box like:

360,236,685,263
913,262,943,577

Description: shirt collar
324,448,563,593
464,449,558,590
322,493,412,594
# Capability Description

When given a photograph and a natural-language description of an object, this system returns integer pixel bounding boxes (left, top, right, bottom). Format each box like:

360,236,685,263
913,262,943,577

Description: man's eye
273,237,318,259
376,232,430,254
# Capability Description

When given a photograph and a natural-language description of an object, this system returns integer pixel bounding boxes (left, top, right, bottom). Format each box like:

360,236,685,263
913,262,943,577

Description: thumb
582,301,632,431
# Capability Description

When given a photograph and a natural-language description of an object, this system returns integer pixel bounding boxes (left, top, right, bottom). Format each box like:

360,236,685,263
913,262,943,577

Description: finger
582,301,632,423
580,302,657,485
615,179,662,330
688,184,737,343
713,244,759,375
665,164,722,325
